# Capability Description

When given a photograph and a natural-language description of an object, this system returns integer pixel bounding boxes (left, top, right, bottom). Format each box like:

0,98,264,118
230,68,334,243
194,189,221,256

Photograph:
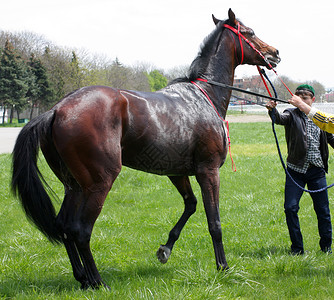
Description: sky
1,0,334,88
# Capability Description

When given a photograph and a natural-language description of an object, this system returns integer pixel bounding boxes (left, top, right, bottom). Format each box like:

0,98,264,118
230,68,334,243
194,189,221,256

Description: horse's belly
122,142,195,176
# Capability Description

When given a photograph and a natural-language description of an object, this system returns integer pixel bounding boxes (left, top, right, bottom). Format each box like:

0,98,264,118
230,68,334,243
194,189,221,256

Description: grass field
1,121,334,299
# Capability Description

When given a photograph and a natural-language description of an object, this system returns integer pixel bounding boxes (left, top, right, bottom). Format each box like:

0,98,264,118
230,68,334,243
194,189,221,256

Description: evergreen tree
105,58,132,89
42,46,67,101
0,40,30,123
70,51,86,89
27,53,55,119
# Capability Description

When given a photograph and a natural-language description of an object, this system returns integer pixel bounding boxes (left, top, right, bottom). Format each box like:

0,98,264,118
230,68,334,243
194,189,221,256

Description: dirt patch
226,114,271,123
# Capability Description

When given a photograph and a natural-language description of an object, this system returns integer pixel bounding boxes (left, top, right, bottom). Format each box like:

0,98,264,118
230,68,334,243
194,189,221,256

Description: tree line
0,30,182,124
0,30,327,124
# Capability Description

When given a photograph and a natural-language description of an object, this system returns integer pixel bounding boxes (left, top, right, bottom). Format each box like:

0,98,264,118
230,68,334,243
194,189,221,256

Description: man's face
295,91,315,107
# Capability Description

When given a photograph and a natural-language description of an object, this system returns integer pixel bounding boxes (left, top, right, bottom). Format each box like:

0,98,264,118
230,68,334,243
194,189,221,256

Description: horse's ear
212,14,221,25
228,8,237,25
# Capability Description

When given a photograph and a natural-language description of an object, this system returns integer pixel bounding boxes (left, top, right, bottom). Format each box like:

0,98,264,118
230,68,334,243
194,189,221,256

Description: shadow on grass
0,263,176,297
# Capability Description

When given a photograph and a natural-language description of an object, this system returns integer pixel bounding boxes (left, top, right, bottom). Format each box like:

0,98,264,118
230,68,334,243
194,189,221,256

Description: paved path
0,128,22,154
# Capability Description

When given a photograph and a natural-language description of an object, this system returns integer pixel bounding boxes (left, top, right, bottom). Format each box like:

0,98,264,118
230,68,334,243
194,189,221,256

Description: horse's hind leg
56,188,90,289
55,159,120,289
42,144,91,288
157,176,197,264
74,184,116,289
40,143,89,287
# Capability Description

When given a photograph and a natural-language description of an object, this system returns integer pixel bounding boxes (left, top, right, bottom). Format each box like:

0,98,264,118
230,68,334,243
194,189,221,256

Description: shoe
321,247,332,254
290,249,304,256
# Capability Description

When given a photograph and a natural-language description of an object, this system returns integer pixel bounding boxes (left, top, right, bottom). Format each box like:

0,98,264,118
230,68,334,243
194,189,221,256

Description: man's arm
265,100,291,125
312,110,334,134
289,95,334,134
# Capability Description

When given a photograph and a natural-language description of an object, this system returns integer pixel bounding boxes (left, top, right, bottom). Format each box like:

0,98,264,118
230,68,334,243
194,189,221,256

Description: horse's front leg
157,176,197,264
196,167,228,270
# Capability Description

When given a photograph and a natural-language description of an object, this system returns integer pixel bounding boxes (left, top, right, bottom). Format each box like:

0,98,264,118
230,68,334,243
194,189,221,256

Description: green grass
1,122,334,299
0,119,27,127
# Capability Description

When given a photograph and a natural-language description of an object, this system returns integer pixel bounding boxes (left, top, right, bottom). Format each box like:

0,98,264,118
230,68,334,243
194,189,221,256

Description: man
266,84,334,254
289,94,334,134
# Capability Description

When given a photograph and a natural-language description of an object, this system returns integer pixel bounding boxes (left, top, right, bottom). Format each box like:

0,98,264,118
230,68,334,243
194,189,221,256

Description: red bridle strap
226,22,244,64
257,66,273,97
224,23,294,96
223,23,266,66
192,79,224,121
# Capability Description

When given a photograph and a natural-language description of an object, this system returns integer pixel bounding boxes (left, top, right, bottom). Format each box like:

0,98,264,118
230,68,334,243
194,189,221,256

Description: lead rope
258,67,334,193
191,80,237,172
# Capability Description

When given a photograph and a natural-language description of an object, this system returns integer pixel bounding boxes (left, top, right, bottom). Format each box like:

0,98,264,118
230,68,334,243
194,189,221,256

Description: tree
101,58,130,89
128,62,152,92
69,51,87,90
307,80,326,102
146,70,168,92
165,65,189,81
0,40,30,123
273,76,326,102
42,46,72,102
27,53,55,119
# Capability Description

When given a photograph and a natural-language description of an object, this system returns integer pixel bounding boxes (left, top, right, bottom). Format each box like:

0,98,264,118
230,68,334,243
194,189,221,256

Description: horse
11,9,280,289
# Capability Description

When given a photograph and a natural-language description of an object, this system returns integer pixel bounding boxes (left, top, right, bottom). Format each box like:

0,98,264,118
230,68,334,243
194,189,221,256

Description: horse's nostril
276,49,279,56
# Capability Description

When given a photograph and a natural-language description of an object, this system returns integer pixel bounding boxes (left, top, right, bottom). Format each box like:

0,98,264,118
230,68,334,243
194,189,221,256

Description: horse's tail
11,110,62,244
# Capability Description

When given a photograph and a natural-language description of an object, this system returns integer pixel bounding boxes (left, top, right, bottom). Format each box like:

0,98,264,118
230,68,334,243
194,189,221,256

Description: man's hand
265,100,277,111
288,95,303,107
288,95,312,114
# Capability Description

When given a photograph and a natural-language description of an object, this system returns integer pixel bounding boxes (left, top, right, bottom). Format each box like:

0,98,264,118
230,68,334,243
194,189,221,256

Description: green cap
296,84,315,97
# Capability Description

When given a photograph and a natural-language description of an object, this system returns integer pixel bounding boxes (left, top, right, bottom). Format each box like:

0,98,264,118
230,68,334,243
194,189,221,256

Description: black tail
11,110,62,244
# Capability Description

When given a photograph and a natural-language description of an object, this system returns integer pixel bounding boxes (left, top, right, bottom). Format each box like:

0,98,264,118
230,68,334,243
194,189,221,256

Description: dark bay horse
11,9,280,289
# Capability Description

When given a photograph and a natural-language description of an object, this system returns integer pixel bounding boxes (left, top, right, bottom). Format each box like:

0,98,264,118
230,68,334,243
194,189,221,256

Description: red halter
223,22,293,96
223,23,245,64
223,22,271,66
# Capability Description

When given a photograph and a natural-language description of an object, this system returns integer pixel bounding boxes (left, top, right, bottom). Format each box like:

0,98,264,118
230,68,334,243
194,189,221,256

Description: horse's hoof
217,264,229,272
101,281,111,290
80,281,90,290
81,280,111,290
156,245,171,264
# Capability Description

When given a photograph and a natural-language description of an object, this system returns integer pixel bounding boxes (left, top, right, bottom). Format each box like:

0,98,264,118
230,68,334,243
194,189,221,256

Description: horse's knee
60,222,91,246
74,226,92,246
185,196,197,215
189,204,196,215
208,220,222,240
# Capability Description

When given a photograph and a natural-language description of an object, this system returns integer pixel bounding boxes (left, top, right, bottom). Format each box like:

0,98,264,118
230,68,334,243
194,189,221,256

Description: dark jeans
285,166,332,253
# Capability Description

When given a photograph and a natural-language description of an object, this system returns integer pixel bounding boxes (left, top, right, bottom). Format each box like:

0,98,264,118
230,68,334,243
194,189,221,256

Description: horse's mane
169,18,238,85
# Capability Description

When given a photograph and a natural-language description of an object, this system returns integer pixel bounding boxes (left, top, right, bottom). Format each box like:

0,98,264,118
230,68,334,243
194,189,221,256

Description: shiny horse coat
12,9,280,289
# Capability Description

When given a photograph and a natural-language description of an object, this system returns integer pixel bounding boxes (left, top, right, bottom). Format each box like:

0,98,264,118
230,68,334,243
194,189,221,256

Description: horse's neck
205,45,236,119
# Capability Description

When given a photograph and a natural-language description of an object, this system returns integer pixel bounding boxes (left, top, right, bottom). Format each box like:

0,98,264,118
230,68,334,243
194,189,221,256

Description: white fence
228,103,334,114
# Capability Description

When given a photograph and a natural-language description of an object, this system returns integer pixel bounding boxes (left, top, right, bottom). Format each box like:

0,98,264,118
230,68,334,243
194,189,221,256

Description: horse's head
213,9,281,69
